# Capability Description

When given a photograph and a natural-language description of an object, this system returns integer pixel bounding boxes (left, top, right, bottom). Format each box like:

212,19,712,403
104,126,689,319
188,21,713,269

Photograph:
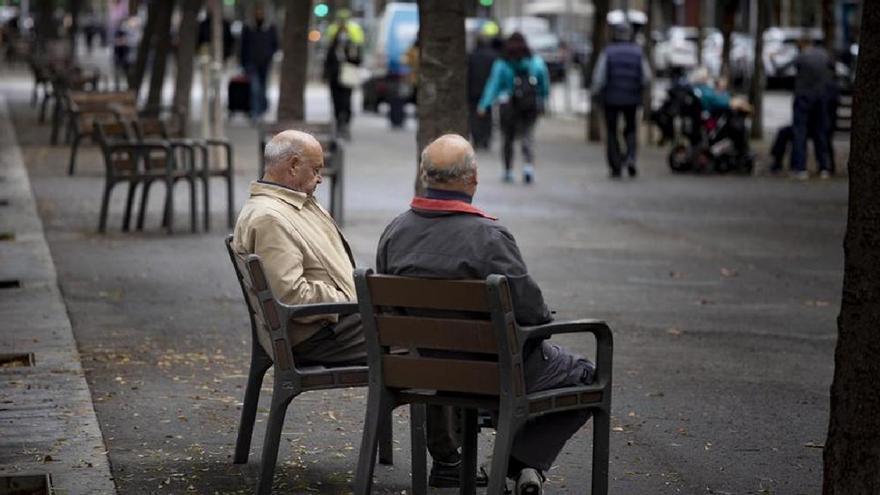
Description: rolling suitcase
228,74,251,116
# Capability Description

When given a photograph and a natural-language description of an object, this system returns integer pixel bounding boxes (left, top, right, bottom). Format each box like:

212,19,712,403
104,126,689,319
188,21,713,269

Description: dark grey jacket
376,207,552,326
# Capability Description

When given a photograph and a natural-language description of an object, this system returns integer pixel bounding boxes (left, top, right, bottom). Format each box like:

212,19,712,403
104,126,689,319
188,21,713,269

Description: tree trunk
823,4,880,494
174,0,202,127
415,0,469,196
720,0,736,78
749,0,767,139
69,0,82,61
822,0,836,62
587,0,609,142
642,0,655,142
146,0,176,111
277,1,312,121
130,1,159,93
695,0,703,66
34,0,55,54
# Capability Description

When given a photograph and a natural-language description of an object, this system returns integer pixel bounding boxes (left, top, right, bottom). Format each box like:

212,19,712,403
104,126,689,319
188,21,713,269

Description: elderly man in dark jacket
591,23,652,178
376,134,595,495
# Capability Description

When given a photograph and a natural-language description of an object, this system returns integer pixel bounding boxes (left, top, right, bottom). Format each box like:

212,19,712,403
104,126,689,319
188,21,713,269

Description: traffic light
314,3,329,18
479,0,493,6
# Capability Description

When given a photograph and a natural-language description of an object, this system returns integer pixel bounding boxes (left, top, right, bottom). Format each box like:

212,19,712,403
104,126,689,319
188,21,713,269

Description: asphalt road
8,74,844,494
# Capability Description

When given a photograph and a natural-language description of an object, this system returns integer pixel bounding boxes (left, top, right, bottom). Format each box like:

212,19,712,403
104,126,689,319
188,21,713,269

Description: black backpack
511,64,540,116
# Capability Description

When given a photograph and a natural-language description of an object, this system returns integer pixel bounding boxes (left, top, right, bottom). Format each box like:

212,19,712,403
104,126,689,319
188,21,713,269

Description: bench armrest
286,302,359,319
519,319,613,386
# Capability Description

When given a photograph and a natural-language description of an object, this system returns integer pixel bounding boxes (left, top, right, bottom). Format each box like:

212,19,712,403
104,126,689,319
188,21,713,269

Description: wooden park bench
353,268,614,495
94,121,197,234
66,90,137,175
258,121,345,224
135,115,236,231
224,236,394,495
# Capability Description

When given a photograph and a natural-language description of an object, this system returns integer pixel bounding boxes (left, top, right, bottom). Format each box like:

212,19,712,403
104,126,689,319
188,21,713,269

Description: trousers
427,341,594,472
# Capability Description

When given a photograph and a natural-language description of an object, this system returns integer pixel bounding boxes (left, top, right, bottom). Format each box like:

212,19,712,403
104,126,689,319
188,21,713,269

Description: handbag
339,62,362,88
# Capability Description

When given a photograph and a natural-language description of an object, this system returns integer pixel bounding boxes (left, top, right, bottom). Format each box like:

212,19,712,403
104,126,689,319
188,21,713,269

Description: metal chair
224,236,394,495
353,268,614,495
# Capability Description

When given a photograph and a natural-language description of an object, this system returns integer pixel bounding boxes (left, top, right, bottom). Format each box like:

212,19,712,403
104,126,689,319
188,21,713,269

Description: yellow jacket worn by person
232,181,355,347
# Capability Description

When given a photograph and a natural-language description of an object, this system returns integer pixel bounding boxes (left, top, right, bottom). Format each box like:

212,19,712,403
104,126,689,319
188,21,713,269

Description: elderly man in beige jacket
232,130,364,365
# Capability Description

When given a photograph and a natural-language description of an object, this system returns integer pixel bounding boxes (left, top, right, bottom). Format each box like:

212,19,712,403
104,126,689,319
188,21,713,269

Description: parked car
362,2,419,113
653,26,720,75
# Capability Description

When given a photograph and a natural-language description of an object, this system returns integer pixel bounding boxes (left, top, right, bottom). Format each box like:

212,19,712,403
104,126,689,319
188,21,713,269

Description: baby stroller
657,84,755,175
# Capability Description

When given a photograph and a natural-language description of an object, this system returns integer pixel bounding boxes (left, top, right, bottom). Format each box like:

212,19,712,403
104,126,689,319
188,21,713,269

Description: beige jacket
232,181,355,347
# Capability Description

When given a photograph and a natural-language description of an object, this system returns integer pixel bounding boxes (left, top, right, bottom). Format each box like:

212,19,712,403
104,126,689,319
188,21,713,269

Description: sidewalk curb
0,96,116,494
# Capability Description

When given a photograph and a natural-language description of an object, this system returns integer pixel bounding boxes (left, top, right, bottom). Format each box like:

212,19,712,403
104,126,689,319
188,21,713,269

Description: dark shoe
609,168,622,179
523,164,534,184
627,164,637,177
429,461,489,488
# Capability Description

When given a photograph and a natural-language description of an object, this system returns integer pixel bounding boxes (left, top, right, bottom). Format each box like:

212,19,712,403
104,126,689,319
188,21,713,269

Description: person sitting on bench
375,134,595,495
232,130,364,365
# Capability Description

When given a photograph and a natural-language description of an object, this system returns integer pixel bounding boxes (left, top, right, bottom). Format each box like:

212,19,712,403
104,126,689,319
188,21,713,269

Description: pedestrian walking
477,32,550,184
323,10,364,139
774,38,835,179
468,24,500,149
591,23,652,178
240,5,278,121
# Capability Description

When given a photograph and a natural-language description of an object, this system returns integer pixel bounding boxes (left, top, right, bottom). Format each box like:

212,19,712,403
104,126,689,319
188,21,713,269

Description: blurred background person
477,32,550,184
323,10,364,139
591,23,651,178
468,22,500,150
240,4,278,121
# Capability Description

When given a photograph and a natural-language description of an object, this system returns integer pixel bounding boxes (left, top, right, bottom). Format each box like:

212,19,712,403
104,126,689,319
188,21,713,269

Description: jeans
604,104,638,172
791,93,830,172
246,63,271,119
500,103,537,171
329,80,353,131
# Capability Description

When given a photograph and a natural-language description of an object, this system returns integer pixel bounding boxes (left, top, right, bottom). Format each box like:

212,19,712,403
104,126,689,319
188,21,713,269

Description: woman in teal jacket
477,32,550,183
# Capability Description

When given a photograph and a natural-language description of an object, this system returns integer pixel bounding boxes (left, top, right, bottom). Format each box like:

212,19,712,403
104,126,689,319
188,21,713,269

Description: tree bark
695,0,703,66
69,0,82,61
749,0,767,139
823,3,880,494
174,0,202,127
277,1,312,121
587,0,609,142
415,0,469,196
130,1,159,93
34,0,55,54
146,0,176,111
642,0,655,142
719,0,737,78
822,0,836,62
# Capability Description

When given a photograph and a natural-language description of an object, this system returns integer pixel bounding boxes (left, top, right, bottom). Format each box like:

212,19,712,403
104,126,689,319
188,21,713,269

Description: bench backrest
93,121,139,175
354,269,527,399
225,236,295,372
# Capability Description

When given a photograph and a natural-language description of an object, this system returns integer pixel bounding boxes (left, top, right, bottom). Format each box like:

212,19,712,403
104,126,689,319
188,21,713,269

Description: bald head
419,134,478,194
263,130,325,195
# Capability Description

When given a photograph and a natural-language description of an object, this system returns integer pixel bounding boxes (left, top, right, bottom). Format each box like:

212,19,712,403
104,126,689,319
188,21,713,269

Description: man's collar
251,180,308,209
425,187,473,204
410,196,497,220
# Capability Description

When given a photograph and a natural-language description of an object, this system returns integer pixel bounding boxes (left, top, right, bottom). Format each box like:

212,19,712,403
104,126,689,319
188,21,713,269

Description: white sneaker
515,468,543,495
819,170,832,180
790,170,809,181
523,164,534,184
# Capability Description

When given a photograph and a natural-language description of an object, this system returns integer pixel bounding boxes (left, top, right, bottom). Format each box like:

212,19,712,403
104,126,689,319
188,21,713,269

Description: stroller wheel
668,144,691,173
694,149,713,173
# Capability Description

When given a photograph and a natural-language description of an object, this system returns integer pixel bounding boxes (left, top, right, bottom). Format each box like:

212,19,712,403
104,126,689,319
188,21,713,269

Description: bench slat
382,355,499,395
367,275,489,312
376,315,497,353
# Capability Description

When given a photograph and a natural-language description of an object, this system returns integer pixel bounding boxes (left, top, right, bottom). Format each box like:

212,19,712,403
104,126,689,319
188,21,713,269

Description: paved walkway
3,58,847,494
0,95,115,494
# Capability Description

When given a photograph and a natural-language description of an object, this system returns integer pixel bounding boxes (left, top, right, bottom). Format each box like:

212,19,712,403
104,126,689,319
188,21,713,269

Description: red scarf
410,197,498,220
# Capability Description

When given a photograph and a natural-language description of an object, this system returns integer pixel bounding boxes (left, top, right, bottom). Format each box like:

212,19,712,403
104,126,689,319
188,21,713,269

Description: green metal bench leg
487,409,519,495
354,389,394,495
461,408,479,495
591,408,610,495
233,344,273,464
410,403,427,495
256,388,296,495
378,409,393,465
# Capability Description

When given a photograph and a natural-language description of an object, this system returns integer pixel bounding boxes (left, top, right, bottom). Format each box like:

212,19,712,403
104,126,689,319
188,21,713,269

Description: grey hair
419,148,477,187
263,135,305,172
